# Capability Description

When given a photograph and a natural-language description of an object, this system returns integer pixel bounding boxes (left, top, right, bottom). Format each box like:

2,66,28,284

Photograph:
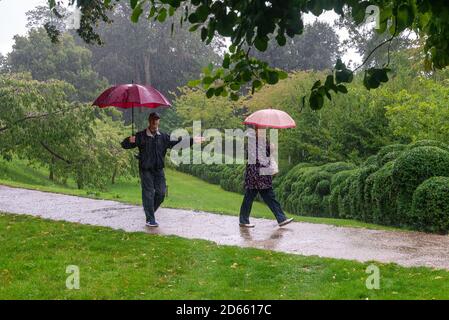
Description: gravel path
1,185,449,270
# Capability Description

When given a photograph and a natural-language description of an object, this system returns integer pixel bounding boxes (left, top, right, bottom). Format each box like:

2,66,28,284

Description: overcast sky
0,0,361,65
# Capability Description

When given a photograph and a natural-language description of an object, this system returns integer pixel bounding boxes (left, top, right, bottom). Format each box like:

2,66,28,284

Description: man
121,112,202,227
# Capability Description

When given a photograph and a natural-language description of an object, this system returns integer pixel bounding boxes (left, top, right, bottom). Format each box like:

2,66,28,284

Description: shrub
338,172,359,219
363,172,377,222
321,162,356,174
354,165,378,221
377,144,407,161
378,151,403,167
316,179,330,196
392,146,449,196
411,177,449,234
408,140,449,152
371,162,398,225
363,155,378,167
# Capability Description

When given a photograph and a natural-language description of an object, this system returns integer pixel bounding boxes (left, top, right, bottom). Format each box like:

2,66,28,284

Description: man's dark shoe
145,222,159,228
278,218,294,227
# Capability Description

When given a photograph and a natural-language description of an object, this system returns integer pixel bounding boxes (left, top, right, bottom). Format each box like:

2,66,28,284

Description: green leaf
189,24,201,32
206,88,215,98
275,33,286,46
202,76,214,85
157,8,167,22
230,83,240,91
254,36,268,52
131,3,143,23
266,71,279,85
187,79,202,87
222,54,230,69
309,91,324,110
169,6,176,17
278,70,288,80
130,0,138,9
230,92,239,101
201,27,208,41
336,84,348,93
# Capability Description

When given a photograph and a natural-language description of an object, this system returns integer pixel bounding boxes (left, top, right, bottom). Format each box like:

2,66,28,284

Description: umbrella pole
132,106,134,135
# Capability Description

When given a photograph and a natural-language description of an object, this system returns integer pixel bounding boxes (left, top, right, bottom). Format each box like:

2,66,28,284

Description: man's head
148,112,160,132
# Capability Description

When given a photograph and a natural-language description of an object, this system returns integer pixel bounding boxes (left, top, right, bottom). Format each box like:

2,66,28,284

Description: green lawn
0,158,402,231
1,213,448,300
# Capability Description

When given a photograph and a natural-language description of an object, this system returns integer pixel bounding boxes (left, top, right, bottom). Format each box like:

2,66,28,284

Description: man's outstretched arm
167,135,205,149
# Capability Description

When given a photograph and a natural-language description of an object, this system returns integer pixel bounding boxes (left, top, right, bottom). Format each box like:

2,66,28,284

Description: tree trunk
49,157,55,181
111,166,117,185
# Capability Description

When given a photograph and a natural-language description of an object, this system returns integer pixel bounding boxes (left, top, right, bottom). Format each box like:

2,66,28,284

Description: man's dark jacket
121,129,191,170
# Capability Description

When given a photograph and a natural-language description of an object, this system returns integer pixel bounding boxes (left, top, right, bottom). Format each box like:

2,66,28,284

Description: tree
0,73,131,189
385,78,449,143
46,0,449,110
79,2,224,131
174,87,242,130
250,21,341,71
7,28,108,102
0,53,6,74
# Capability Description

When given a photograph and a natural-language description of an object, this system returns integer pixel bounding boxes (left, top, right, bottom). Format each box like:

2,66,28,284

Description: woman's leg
259,188,287,223
239,189,258,224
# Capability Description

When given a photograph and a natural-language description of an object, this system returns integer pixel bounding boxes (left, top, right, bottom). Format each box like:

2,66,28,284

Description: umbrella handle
131,106,134,135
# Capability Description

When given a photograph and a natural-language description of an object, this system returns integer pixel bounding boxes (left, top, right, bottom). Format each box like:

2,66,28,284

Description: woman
239,126,294,228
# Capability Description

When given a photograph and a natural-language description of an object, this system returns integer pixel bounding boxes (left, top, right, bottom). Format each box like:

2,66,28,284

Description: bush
377,144,407,161
392,146,449,196
363,155,378,167
371,162,398,225
353,165,378,221
378,151,403,167
321,162,356,174
409,140,449,152
411,177,449,234
316,179,330,196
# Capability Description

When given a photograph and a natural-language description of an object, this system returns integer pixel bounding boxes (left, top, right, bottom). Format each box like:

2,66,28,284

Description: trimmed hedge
411,177,449,234
371,161,397,225
172,140,449,233
392,146,449,195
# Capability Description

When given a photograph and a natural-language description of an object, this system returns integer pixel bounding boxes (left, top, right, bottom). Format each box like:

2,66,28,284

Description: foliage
248,21,341,72
173,87,243,130
411,177,449,234
7,28,108,102
46,0,449,109
392,146,449,196
385,79,449,143
0,73,130,190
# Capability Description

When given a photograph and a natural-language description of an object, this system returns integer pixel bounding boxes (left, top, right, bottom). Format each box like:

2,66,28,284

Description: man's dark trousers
139,168,166,224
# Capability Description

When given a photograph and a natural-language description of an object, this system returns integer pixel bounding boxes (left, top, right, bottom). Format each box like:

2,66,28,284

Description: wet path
1,185,449,270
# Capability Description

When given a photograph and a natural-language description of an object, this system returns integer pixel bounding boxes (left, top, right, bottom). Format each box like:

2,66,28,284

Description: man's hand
193,136,206,144
129,136,136,144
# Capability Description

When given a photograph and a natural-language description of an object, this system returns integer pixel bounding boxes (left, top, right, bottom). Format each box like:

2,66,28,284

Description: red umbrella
243,108,296,129
93,83,171,134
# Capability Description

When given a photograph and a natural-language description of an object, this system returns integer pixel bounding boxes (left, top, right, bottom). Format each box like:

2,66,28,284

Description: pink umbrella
243,108,296,129
93,83,171,134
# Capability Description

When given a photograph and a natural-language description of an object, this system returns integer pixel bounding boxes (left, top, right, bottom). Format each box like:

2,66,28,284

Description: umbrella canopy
93,83,171,134
243,108,296,129
93,84,171,109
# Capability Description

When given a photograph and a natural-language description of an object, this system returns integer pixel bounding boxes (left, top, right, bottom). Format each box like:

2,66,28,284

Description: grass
1,213,448,300
0,158,402,231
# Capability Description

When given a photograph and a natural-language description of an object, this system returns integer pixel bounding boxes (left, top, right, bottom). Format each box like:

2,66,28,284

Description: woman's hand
129,136,136,143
